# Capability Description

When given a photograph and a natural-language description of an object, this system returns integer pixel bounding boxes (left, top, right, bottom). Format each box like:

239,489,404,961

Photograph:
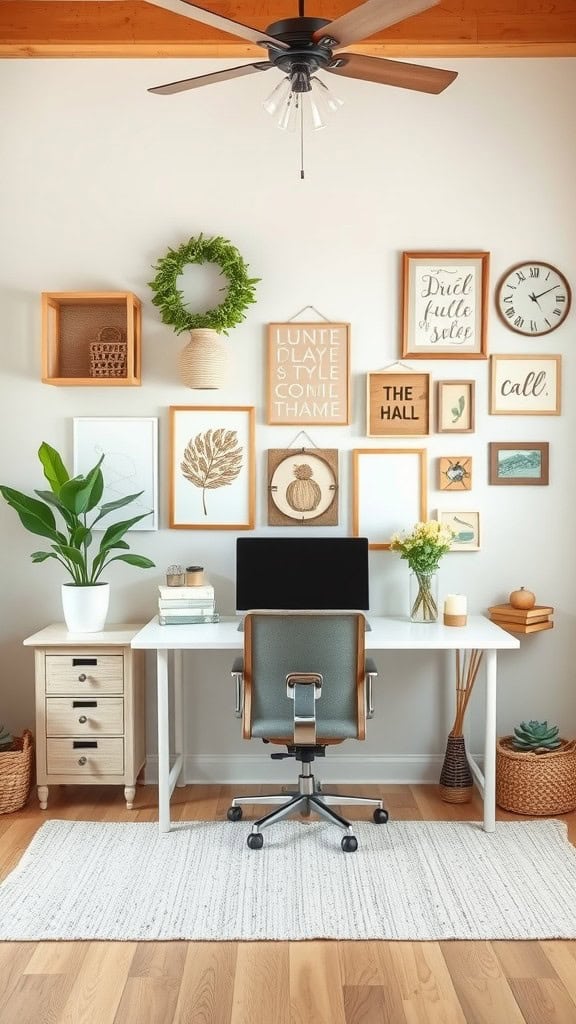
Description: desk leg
173,649,185,787
157,648,171,834
484,649,497,833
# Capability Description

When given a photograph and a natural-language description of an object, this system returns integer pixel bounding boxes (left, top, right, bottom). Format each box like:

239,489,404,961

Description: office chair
227,611,389,852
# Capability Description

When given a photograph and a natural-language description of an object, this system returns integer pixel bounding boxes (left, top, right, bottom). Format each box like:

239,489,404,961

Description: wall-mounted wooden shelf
41,291,141,386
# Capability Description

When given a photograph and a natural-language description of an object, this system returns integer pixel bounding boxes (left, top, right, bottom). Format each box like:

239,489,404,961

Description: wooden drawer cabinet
24,624,145,810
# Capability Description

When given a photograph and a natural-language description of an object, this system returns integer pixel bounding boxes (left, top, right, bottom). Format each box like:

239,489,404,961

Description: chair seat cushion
253,719,357,740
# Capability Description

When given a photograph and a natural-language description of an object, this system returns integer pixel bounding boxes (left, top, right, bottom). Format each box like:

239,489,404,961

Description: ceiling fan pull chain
300,100,305,180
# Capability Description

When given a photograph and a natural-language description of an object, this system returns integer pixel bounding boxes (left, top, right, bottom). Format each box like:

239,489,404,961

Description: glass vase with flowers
390,520,455,622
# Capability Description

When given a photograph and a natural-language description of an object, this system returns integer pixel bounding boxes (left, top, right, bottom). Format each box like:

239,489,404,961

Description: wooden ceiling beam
0,0,575,57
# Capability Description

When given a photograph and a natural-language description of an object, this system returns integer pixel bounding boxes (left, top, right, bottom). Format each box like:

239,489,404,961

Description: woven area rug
2,819,576,941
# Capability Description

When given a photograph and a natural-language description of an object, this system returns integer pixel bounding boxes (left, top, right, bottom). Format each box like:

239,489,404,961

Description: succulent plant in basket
0,724,14,753
512,720,563,754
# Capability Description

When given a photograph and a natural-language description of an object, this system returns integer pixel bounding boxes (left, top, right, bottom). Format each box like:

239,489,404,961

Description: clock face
496,262,571,336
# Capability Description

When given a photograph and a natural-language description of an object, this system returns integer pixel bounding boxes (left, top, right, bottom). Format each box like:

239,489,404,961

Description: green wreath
148,234,259,336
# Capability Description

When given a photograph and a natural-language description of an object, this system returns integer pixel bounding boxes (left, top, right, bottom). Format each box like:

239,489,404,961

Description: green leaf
0,486,60,540
70,524,92,548
105,554,155,570
82,464,104,512
92,491,145,524
99,514,152,549
38,442,70,494
54,544,85,568
31,550,58,563
59,458,104,515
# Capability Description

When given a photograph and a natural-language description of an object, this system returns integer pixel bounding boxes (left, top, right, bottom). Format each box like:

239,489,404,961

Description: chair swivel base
227,775,389,852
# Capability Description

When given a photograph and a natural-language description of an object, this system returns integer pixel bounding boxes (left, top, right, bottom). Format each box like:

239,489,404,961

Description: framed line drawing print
267,448,338,526
437,380,475,433
367,370,430,437
169,406,255,529
438,511,481,551
402,251,489,359
352,448,427,550
73,416,158,531
490,355,561,415
489,442,549,485
267,322,350,425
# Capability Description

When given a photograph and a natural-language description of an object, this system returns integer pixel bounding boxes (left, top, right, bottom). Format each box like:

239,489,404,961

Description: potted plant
0,723,34,815
148,233,259,389
496,720,576,815
0,442,155,632
390,520,455,622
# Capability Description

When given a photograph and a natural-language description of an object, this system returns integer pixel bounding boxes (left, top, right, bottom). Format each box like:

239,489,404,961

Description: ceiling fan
146,0,457,173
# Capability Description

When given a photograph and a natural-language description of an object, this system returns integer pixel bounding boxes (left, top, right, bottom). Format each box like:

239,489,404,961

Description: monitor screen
236,537,369,612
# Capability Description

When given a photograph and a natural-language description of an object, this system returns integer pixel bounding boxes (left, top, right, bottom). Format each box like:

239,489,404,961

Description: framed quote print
352,448,427,550
402,251,489,359
169,406,255,529
490,355,561,415
367,370,430,436
267,322,350,425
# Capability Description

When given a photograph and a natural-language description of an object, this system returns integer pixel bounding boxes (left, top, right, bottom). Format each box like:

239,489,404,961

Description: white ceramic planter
61,582,110,633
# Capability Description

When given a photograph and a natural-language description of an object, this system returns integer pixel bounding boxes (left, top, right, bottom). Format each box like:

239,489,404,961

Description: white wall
1,56,575,782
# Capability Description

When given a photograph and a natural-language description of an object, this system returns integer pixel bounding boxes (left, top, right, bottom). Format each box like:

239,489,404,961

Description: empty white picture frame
352,448,427,550
73,416,158,531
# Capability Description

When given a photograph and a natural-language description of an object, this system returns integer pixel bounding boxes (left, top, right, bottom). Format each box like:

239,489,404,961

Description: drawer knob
78,673,87,682
78,715,88,724
78,756,87,766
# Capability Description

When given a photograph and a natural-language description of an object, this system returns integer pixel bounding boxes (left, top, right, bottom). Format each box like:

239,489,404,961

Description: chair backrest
243,611,366,743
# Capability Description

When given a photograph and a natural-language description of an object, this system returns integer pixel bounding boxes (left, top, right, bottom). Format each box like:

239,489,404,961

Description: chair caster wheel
373,808,389,824
341,835,358,853
227,806,243,821
247,832,264,850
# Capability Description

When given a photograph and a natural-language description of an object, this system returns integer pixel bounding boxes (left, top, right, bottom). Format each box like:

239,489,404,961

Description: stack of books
488,604,554,635
158,582,219,625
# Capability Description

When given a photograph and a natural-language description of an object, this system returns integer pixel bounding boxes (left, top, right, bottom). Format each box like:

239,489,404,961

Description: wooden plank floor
1,783,576,1024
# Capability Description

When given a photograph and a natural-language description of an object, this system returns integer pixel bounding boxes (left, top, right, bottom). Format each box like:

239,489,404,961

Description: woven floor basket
0,729,33,814
496,736,576,815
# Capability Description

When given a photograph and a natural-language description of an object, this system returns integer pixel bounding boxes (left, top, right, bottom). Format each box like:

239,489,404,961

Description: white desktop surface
132,614,520,651
131,615,519,835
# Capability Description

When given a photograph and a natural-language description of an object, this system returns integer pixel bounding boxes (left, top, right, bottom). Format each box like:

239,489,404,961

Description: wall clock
496,261,571,336
267,449,338,527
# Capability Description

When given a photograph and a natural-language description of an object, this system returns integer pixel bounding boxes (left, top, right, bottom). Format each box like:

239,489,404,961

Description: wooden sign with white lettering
367,371,430,437
267,322,350,425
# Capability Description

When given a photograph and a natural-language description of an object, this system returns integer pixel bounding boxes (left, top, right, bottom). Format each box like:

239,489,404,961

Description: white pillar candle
444,594,467,616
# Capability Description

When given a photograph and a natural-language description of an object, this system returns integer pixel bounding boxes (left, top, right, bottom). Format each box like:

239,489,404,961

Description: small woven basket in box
496,736,576,815
89,326,127,378
0,730,34,814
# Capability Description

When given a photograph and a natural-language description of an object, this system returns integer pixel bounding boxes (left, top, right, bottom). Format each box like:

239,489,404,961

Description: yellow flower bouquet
390,520,455,621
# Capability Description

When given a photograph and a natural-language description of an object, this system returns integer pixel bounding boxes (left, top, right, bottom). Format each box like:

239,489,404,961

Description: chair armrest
365,658,377,720
231,658,244,718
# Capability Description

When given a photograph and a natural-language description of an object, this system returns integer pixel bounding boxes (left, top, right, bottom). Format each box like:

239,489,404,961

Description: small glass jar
186,565,204,586
166,565,185,587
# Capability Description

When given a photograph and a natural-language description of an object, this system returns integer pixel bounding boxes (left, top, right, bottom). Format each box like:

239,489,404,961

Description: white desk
131,615,519,834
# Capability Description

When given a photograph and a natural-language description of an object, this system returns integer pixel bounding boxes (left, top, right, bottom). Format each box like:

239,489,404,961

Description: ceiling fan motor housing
265,17,334,86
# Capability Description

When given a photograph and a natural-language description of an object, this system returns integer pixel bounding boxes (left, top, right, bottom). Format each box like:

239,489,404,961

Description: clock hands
529,285,559,305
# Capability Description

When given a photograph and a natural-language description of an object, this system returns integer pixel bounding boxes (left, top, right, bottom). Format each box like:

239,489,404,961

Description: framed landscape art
489,442,549,485
169,406,255,529
402,251,489,359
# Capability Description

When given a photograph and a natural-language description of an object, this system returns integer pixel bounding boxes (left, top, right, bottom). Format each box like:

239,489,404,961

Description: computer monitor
235,537,369,613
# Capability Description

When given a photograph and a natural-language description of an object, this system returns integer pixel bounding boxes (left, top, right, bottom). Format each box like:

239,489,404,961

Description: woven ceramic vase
179,329,227,389
439,734,474,803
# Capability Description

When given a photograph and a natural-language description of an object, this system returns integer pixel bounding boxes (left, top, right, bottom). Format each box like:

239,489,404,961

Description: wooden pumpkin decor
267,448,338,527
509,587,536,610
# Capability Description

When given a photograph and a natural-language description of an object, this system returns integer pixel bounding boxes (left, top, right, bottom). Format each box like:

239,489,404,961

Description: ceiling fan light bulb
263,76,291,116
311,76,344,113
278,92,299,132
309,97,327,131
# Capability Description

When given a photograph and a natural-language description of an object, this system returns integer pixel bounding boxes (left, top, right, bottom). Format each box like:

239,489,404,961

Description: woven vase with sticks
439,649,484,803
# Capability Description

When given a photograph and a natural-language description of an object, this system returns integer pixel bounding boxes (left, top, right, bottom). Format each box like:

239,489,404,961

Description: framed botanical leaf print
169,406,255,529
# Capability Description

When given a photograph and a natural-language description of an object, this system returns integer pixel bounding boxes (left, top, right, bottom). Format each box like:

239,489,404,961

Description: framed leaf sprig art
169,406,255,529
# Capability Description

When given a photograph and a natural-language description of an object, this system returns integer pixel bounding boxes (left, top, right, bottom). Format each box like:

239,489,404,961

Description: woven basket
89,326,127,378
439,734,474,803
179,329,228,389
0,730,34,814
496,735,576,815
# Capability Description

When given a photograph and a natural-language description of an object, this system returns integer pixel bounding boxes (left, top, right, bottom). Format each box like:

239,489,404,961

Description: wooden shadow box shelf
41,291,141,386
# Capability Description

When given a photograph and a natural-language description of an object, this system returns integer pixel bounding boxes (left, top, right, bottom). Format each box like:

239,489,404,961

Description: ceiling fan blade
144,0,289,49
149,61,272,95
326,53,457,93
313,0,438,49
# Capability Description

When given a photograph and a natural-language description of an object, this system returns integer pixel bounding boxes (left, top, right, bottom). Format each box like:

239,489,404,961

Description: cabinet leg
38,786,49,810
124,785,136,810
